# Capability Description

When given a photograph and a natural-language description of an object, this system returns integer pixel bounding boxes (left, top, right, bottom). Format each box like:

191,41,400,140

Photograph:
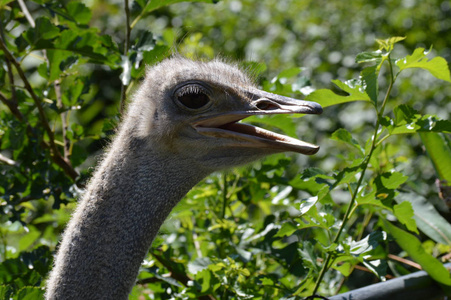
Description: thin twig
0,91,24,122
222,173,228,219
388,254,422,270
0,18,17,106
0,153,19,166
17,0,35,28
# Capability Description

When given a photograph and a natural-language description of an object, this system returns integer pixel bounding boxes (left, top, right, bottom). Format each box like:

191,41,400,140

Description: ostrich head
123,57,322,172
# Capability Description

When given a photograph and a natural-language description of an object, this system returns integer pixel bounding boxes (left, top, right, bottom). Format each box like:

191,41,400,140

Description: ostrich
45,57,323,299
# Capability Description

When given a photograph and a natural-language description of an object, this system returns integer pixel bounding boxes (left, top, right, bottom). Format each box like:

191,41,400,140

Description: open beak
192,88,323,155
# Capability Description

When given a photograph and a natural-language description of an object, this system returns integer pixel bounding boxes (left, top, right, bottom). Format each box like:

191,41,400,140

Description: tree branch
0,37,79,182
0,91,24,122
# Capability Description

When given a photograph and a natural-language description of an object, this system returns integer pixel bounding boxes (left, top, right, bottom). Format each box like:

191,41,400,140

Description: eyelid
173,83,213,111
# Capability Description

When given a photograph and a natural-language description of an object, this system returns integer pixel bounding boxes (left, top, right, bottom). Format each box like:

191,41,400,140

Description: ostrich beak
193,88,323,155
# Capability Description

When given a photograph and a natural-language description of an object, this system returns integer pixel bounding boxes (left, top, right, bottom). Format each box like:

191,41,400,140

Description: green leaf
420,132,451,182
350,231,386,255
0,0,14,7
362,259,387,279
376,36,406,52
298,196,318,215
331,128,364,154
396,47,451,82
387,105,451,134
134,30,155,51
246,114,297,137
19,230,40,252
17,17,59,51
384,221,451,288
274,222,297,238
357,172,408,209
46,49,73,81
298,241,319,272
276,67,304,81
305,79,371,108
62,77,89,106
396,192,451,246
66,2,92,25
355,50,383,64
16,287,45,300
332,255,358,276
393,201,418,234
360,65,379,105
376,171,408,190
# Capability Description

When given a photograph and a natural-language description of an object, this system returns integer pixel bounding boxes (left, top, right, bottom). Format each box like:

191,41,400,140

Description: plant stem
311,54,396,296
120,0,132,114
55,80,71,161
222,173,228,219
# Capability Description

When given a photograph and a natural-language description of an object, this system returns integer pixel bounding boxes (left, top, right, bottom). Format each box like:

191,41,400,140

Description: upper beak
192,88,323,155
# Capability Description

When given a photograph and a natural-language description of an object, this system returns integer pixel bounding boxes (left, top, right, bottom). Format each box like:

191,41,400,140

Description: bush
1,1,450,299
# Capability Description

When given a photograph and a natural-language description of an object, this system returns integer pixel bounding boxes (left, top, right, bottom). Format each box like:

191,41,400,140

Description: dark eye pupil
178,92,210,109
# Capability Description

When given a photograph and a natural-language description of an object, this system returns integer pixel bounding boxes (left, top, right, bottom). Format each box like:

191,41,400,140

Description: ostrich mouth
193,90,323,155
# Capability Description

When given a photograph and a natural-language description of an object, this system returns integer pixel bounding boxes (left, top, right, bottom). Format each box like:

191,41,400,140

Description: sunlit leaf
66,2,92,25
16,287,45,300
120,56,132,86
396,47,451,82
387,105,451,134
305,79,371,108
376,36,406,52
350,231,386,255
355,50,383,64
362,259,387,279
376,171,408,190
298,196,318,215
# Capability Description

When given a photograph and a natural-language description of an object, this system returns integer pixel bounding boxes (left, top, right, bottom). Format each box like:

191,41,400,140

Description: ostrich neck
46,134,207,300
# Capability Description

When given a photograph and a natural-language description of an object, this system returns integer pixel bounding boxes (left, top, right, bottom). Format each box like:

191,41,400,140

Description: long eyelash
178,85,207,97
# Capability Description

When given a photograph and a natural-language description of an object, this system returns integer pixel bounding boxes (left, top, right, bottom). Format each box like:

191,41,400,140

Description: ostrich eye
176,85,211,110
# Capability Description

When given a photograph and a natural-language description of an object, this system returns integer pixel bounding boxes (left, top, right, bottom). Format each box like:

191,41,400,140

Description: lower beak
192,88,323,155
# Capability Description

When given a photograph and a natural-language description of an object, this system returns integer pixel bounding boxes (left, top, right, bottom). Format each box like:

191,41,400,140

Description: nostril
256,102,269,109
255,100,279,110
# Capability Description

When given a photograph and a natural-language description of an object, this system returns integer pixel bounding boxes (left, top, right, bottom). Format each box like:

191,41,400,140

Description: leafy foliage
1,1,451,300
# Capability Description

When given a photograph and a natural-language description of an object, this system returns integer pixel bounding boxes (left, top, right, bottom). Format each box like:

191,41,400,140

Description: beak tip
311,103,323,115
308,145,320,155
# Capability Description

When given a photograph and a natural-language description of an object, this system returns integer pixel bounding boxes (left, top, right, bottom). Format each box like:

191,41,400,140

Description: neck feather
46,134,207,300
